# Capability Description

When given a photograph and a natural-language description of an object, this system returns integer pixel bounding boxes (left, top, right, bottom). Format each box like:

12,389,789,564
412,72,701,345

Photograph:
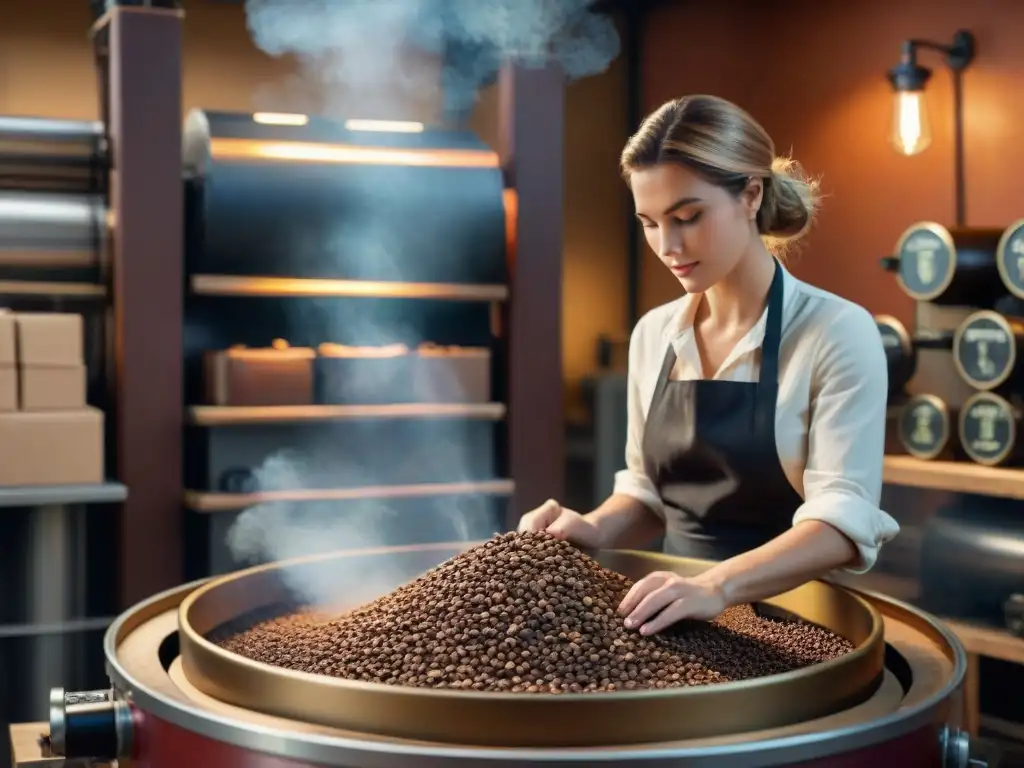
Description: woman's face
630,163,762,294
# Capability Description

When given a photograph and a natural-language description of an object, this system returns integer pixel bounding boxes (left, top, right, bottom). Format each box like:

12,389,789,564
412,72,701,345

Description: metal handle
880,255,900,272
48,686,134,762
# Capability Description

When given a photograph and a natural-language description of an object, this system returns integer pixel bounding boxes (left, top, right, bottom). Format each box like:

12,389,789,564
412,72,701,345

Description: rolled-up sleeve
612,321,664,515
791,305,900,573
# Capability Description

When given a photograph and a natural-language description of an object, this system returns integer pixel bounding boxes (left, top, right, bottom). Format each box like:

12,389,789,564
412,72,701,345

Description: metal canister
898,393,959,460
996,219,1024,300
959,390,1024,466
882,222,1004,306
952,310,1024,392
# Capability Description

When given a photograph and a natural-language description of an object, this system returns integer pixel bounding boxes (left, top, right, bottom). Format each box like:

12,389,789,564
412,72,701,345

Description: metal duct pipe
0,191,108,269
0,116,107,194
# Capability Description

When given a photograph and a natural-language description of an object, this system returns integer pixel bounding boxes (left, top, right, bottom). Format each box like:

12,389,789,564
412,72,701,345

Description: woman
519,95,899,637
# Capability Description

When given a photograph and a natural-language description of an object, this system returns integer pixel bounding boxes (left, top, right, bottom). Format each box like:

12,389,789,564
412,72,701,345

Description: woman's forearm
693,520,859,607
586,494,665,549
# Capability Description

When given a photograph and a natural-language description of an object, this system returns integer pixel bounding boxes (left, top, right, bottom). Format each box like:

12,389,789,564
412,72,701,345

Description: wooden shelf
0,482,127,508
0,280,106,298
190,274,508,302
944,619,1024,665
184,479,515,513
187,402,506,426
883,455,1024,499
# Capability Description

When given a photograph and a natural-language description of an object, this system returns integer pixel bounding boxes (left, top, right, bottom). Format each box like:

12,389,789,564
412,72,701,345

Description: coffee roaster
33,544,987,768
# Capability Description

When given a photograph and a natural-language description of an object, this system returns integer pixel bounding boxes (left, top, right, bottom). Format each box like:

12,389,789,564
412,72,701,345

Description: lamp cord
952,67,967,227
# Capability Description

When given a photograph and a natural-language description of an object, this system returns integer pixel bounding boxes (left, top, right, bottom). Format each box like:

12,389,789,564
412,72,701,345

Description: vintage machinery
34,543,987,768
881,221,1004,306
875,314,953,402
921,499,1024,639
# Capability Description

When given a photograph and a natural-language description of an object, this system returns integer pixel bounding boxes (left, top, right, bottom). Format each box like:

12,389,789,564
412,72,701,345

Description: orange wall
0,0,629,414
639,0,1024,326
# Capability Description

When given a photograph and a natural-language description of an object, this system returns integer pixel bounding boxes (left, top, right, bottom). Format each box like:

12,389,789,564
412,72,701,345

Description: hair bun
757,156,821,249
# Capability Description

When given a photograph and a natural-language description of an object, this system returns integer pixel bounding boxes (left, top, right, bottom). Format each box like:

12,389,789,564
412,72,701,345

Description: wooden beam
103,6,184,606
499,63,566,526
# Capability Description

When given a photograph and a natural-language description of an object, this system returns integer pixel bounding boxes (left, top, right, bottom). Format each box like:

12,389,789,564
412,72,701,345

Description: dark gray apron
641,261,804,560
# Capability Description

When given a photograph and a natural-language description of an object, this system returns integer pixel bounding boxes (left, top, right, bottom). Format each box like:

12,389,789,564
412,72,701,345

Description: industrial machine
33,544,986,768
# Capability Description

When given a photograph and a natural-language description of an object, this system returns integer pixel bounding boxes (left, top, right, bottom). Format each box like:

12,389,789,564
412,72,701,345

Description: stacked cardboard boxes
0,310,104,486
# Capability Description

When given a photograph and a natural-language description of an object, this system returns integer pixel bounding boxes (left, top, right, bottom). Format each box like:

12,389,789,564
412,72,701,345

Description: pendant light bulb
890,89,933,157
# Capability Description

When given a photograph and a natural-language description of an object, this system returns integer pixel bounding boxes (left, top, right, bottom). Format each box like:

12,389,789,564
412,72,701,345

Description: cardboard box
0,311,14,412
12,313,86,412
14,313,83,367
0,408,104,486
19,366,87,410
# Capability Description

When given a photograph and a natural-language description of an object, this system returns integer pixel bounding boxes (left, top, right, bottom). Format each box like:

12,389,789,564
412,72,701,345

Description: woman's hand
517,499,604,549
617,571,728,636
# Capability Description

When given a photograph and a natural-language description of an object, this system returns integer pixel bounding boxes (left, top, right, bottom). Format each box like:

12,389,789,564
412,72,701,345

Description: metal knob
940,726,988,768
48,686,133,761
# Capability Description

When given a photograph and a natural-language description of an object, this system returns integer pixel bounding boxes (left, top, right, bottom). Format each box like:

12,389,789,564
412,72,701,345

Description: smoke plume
226,1,619,604
244,0,621,119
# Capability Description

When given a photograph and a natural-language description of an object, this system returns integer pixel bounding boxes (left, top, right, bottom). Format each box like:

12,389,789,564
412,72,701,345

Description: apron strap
754,260,785,436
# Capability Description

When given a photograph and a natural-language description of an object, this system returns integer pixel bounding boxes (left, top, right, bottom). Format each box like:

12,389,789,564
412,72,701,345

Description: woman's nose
659,230,683,257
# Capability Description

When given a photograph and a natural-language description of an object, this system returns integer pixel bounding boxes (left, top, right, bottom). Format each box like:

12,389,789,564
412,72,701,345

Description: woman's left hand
617,571,728,636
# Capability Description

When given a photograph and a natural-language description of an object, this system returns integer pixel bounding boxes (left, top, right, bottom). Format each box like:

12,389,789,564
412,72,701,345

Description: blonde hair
620,95,820,252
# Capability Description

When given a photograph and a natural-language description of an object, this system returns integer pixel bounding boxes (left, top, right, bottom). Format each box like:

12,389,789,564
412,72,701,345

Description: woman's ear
741,177,764,220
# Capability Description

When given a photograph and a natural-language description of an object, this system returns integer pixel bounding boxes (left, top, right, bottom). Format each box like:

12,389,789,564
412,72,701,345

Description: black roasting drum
953,310,1024,391
997,218,1024,299
892,222,1004,305
898,394,956,460
959,391,1024,467
920,500,1024,633
182,110,508,285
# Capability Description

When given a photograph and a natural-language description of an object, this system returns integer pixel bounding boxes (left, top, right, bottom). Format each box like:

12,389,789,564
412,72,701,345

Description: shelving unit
184,480,515,513
0,281,107,298
0,483,126,508
190,274,509,301
180,110,521,579
883,455,1024,499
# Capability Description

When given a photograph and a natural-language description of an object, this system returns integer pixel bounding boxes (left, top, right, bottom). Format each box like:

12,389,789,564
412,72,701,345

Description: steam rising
227,1,619,604
245,0,621,118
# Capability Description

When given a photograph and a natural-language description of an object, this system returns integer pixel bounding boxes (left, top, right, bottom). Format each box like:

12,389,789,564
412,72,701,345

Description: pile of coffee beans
219,532,853,693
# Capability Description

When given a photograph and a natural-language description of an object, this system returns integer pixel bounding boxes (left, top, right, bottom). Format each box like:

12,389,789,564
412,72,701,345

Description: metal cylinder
875,315,953,401
959,391,1024,467
48,686,133,761
0,190,107,269
996,218,1024,300
883,222,1005,306
0,116,106,194
953,309,1024,393
898,393,959,460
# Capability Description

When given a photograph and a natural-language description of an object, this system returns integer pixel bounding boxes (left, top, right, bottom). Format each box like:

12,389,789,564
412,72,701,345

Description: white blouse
613,263,900,573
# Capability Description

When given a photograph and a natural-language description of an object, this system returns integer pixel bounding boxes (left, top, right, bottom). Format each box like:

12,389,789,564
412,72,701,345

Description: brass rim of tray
178,543,886,748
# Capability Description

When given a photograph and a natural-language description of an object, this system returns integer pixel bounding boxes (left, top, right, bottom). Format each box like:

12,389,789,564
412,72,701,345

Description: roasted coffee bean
219,532,853,693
